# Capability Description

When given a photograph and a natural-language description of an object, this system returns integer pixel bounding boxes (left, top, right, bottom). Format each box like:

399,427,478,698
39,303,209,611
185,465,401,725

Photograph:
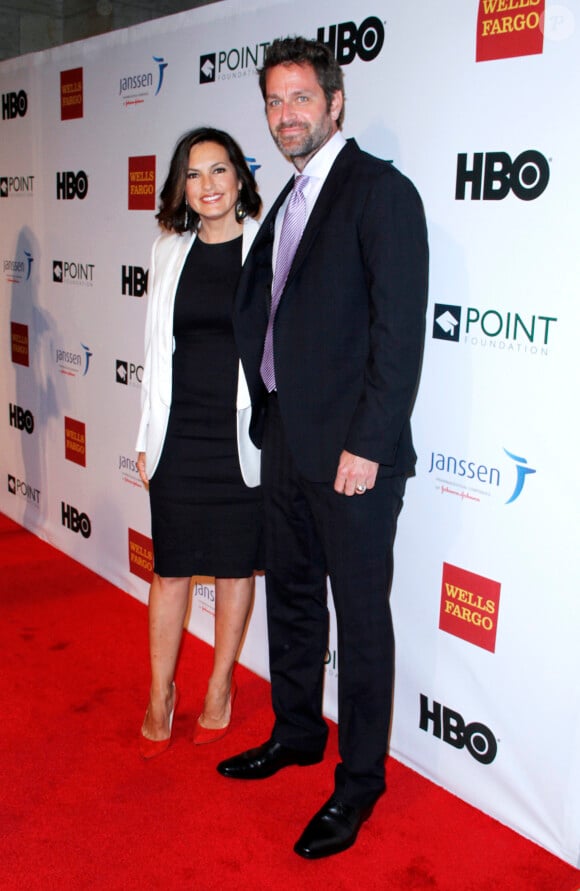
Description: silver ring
356,483,367,493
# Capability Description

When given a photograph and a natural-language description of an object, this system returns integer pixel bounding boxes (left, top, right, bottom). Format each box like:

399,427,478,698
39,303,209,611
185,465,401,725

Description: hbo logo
56,170,88,200
121,265,148,297
2,90,28,120
9,403,34,434
456,151,549,201
317,16,385,65
419,694,497,764
61,502,92,538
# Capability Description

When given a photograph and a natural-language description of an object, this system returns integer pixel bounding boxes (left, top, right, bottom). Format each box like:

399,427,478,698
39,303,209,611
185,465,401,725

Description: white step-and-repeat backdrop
1,0,579,866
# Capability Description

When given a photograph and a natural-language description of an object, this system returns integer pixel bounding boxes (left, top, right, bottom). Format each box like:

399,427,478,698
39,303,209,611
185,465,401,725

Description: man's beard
273,118,332,161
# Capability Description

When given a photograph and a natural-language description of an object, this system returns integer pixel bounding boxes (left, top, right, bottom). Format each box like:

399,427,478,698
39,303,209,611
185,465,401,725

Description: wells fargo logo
64,416,86,467
128,155,155,210
60,67,83,120
11,322,29,366
439,562,501,652
476,0,545,62
128,528,153,582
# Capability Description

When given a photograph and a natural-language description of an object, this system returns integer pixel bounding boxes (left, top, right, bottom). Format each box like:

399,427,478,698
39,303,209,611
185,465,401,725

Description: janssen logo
55,343,93,377
427,447,536,505
245,155,261,178
194,581,216,617
432,303,557,357
3,251,33,284
118,454,141,489
119,56,168,106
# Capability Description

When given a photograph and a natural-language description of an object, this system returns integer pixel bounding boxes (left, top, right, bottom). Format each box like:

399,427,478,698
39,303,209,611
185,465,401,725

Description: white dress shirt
272,130,347,276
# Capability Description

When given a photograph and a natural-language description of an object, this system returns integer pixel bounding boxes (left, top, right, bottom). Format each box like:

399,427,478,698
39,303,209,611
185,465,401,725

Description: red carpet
1,512,579,890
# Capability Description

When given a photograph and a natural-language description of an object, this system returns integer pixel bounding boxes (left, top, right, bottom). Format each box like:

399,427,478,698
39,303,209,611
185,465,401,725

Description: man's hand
334,450,379,496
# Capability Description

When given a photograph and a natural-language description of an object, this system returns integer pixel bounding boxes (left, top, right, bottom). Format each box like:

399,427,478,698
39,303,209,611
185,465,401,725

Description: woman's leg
141,573,190,741
198,576,254,729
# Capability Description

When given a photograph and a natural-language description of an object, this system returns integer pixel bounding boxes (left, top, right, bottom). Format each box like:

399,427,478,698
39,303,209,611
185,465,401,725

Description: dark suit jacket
233,138,429,483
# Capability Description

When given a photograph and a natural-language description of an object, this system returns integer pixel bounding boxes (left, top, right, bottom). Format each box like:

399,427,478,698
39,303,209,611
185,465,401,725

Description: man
218,36,429,859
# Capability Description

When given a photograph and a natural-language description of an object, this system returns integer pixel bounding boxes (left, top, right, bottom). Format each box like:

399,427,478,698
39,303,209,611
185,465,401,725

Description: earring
183,199,190,229
235,191,246,222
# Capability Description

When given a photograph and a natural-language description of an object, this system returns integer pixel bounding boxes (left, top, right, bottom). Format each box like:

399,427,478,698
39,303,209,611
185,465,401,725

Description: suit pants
262,394,406,808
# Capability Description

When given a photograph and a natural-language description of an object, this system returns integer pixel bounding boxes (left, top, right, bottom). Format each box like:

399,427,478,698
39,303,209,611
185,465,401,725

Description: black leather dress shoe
294,794,374,859
216,739,323,780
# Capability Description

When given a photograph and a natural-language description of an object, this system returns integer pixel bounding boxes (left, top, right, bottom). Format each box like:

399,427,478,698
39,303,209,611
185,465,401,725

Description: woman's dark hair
156,127,262,233
258,37,345,129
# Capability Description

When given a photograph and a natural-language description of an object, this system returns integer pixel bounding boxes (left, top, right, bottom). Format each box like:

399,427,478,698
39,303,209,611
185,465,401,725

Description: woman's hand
137,452,149,488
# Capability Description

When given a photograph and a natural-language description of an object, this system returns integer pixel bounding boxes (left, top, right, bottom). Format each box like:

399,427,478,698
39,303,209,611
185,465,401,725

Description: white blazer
135,217,260,485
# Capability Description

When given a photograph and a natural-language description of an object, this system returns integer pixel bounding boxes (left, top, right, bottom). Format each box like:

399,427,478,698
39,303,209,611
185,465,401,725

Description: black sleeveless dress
149,234,262,577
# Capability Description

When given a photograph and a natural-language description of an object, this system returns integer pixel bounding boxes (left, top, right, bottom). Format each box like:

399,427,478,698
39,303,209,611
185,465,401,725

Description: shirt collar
297,130,347,182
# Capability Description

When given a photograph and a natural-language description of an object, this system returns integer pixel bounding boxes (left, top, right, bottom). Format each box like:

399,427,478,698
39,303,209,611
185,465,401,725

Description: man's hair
258,37,345,128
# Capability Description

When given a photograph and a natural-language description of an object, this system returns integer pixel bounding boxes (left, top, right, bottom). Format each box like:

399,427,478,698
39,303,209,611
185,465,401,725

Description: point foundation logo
432,302,557,357
128,156,155,210
53,259,94,286
8,473,41,507
325,647,338,679
116,359,143,387
0,174,34,199
439,562,501,652
60,68,83,120
476,0,545,62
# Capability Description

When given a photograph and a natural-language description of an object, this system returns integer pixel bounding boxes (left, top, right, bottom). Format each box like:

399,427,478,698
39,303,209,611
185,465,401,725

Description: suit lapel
284,140,356,290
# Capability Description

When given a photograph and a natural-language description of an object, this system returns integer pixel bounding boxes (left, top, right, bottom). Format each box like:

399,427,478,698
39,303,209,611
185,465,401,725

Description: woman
135,127,262,757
